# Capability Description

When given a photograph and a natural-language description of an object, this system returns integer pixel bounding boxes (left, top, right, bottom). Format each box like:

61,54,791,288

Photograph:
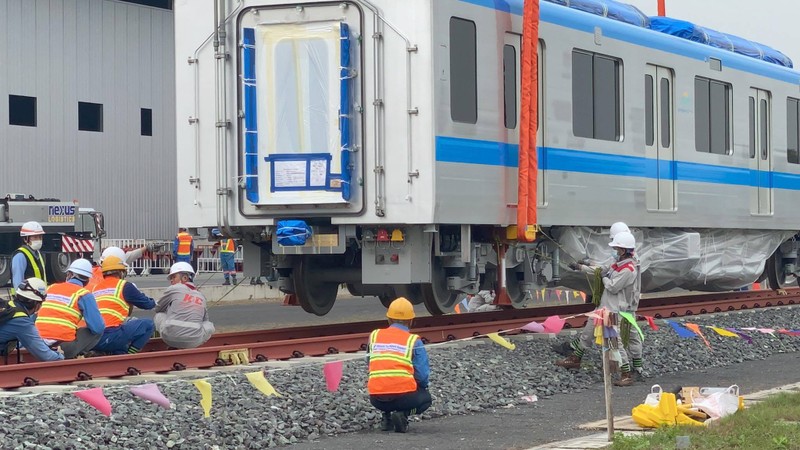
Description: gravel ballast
2,305,800,449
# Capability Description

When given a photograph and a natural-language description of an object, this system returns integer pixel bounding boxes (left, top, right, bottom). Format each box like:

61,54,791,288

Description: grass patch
610,392,800,449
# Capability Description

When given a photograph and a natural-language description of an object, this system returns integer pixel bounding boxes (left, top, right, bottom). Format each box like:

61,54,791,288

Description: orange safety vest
85,265,104,292
36,282,88,342
220,239,236,253
93,277,130,328
367,327,419,395
176,232,193,256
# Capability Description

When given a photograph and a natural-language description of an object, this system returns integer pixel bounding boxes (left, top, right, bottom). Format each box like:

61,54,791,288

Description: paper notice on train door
273,160,307,188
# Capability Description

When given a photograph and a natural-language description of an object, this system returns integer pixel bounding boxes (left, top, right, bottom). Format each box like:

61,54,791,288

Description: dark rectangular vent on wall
9,95,37,127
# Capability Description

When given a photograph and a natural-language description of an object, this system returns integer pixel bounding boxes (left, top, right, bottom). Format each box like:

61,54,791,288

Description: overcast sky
623,0,800,67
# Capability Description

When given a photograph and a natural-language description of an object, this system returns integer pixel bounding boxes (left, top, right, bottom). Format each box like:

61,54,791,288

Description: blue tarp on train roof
543,0,650,28
649,17,793,68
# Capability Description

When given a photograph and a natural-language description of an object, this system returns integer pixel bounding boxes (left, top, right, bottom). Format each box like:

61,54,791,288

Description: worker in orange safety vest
367,297,432,433
173,227,194,268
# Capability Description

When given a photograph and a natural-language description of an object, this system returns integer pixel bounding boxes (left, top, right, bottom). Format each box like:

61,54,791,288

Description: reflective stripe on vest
367,327,419,395
11,246,47,295
177,233,192,256
93,277,130,328
35,283,87,342
221,239,236,254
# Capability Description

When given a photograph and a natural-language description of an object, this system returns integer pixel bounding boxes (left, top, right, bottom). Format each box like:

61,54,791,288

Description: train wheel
766,248,797,290
505,268,528,309
421,258,458,315
292,257,337,316
395,284,425,305
0,256,10,287
378,294,393,308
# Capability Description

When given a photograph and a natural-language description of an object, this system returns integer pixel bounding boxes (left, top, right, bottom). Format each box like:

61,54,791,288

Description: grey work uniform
154,282,215,349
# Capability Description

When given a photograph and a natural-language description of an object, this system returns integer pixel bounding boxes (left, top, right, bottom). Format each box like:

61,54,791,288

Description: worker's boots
379,412,392,431
555,354,582,369
391,411,409,433
223,278,231,286
614,371,635,387
232,275,238,285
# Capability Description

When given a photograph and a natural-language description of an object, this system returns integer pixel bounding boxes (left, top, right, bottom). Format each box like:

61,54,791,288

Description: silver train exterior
175,0,800,316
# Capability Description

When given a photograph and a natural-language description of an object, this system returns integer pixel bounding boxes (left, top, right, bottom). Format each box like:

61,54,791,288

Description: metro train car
175,0,800,316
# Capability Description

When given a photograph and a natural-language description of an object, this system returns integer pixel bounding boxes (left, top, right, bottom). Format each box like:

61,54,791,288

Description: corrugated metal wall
0,0,176,239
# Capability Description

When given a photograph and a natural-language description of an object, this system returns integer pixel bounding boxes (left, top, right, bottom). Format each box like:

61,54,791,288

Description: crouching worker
91,256,156,355
154,262,214,349
0,278,63,361
368,298,432,433
36,259,105,359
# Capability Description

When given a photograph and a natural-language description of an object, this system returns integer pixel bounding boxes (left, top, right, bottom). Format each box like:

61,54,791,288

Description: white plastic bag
644,384,662,406
693,385,739,419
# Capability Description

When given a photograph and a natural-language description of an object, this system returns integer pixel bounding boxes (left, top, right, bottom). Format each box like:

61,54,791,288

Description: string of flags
68,308,800,418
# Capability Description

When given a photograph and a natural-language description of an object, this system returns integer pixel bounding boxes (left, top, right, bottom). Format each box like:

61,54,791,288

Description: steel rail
0,289,797,388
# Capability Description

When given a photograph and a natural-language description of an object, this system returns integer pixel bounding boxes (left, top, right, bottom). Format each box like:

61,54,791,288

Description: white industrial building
0,0,175,239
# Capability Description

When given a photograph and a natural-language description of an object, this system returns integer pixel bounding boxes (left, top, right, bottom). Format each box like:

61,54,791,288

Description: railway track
0,289,797,389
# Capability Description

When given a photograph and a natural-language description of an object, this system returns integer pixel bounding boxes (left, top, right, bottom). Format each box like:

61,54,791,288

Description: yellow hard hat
101,255,128,273
386,297,415,320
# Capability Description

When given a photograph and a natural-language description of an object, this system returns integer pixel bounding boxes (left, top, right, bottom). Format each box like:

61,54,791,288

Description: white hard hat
609,222,630,239
101,246,126,264
16,277,47,302
67,258,94,278
169,262,195,277
20,221,45,237
609,231,636,250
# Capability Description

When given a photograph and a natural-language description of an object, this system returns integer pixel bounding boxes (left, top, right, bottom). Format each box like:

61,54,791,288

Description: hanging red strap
518,0,539,241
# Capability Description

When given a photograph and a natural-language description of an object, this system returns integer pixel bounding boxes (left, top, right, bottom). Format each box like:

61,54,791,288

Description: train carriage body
175,0,800,315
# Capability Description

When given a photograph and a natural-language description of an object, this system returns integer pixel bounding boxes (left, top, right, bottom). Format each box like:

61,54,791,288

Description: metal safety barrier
99,239,242,276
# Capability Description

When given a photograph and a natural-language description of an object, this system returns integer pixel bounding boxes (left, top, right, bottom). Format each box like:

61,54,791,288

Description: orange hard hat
386,297,415,320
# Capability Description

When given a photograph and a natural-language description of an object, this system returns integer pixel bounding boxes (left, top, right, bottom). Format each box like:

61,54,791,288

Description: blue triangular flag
603,326,618,338
667,320,698,339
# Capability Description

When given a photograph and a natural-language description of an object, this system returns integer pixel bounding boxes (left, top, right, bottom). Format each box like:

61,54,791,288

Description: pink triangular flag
131,383,172,409
74,387,112,417
323,361,343,392
522,321,545,333
542,315,566,334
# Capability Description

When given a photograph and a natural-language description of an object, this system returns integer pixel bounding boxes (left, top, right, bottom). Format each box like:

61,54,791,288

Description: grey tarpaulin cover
553,227,795,292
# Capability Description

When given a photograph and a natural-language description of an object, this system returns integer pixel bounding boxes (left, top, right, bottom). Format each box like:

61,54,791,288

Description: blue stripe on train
435,135,800,189
457,0,800,84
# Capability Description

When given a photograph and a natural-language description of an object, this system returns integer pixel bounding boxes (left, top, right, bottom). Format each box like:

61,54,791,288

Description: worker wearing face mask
11,222,48,294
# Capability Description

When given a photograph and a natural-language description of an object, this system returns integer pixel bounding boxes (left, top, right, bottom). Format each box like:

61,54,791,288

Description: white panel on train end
237,5,364,215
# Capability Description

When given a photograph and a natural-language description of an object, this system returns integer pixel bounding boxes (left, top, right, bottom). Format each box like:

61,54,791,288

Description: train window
8,95,37,127
749,97,756,158
760,99,768,160
450,17,477,124
694,77,731,155
788,98,800,164
660,77,671,148
572,50,621,141
645,75,654,146
503,44,517,129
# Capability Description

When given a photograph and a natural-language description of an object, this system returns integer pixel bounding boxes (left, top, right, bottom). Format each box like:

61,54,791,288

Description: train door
749,88,773,215
645,65,675,211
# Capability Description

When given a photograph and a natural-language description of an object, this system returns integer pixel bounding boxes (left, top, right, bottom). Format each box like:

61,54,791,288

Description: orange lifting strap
518,0,539,242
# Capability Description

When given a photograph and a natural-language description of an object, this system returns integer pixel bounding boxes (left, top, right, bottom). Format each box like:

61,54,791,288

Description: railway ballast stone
0,306,799,448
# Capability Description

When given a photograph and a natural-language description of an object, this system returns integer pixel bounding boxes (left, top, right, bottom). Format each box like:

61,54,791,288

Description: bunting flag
245,371,281,397
573,291,580,299
542,315,566,334
521,321,545,333
727,328,753,344
323,361,344,392
192,379,213,417
555,289,563,301
779,329,800,337
74,388,112,417
540,289,546,301
603,326,619,338
130,384,171,409
644,316,659,331
580,292,587,301
667,320,698,339
619,311,645,341
684,323,712,349
594,322,603,345
708,326,740,338
487,333,516,350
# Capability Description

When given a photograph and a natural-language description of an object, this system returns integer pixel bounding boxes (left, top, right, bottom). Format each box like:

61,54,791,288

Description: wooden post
602,342,615,441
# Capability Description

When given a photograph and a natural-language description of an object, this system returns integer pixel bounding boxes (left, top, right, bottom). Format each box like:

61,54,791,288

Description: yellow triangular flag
594,323,603,345
540,289,546,299
192,379,212,418
573,291,580,299
709,326,739,338
246,370,282,397
486,333,516,350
